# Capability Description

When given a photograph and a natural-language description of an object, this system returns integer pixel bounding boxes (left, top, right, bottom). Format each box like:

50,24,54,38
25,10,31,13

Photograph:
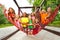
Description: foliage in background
0,24,13,28
0,4,10,24
28,0,59,10
27,0,42,11
54,11,60,21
